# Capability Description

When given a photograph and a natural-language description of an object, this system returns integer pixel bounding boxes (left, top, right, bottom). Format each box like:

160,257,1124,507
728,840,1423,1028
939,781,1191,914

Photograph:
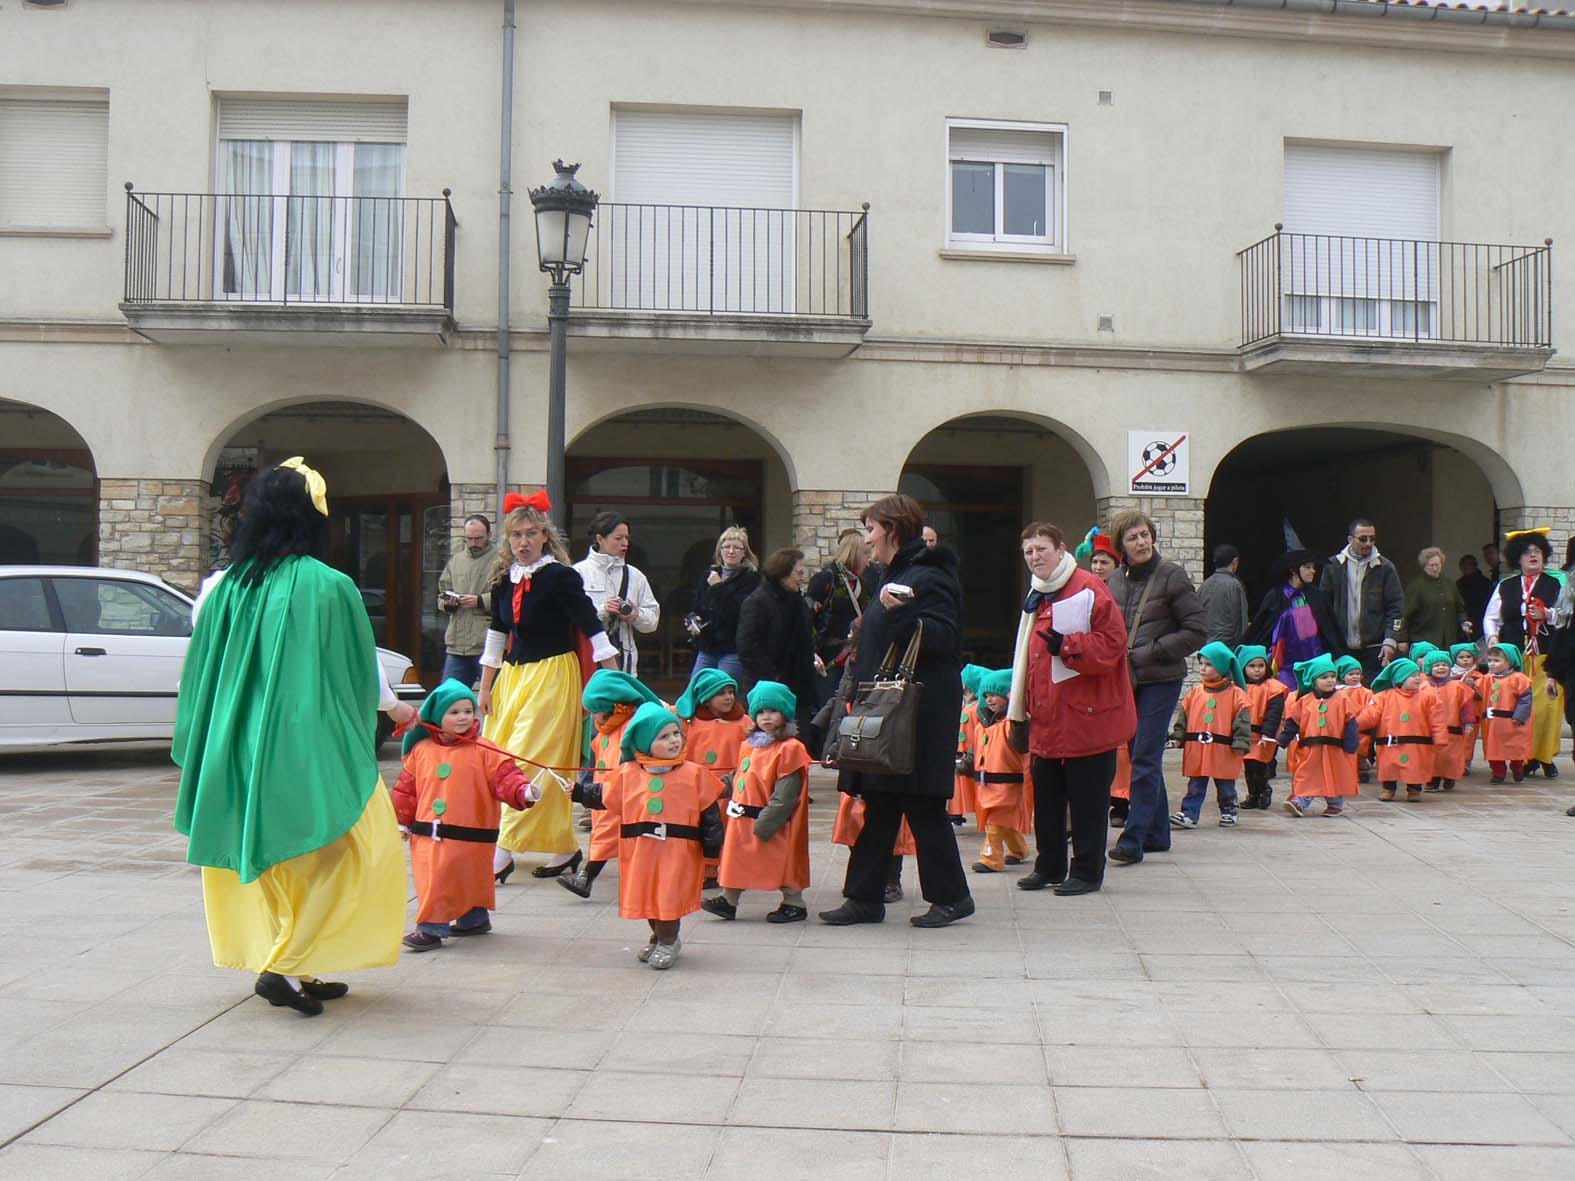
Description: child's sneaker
1324,805,1345,817
1218,812,1238,827
1284,799,1306,817
1405,787,1422,802
1170,811,1198,829
1379,786,1397,801
647,940,681,970
402,931,443,952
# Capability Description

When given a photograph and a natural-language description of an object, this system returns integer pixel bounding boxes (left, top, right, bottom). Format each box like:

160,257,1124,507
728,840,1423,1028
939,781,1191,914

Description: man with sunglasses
1319,517,1405,682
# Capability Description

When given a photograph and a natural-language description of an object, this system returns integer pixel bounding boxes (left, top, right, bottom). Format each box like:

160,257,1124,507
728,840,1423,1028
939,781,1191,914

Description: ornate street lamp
529,161,599,514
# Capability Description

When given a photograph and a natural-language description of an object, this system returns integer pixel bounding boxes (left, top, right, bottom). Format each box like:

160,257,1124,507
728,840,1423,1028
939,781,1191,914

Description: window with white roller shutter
607,109,798,313
0,93,109,230
1281,144,1442,338
946,119,1065,252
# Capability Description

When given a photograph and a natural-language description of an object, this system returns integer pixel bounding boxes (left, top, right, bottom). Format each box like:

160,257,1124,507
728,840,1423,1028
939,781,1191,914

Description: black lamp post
528,160,599,515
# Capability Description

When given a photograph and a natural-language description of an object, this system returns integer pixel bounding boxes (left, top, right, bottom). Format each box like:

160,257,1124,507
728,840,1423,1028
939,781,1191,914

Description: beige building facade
3,0,1572,674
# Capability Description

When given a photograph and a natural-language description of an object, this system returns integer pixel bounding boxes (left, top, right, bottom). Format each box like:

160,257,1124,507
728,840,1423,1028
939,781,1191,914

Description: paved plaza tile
1,745,1574,1177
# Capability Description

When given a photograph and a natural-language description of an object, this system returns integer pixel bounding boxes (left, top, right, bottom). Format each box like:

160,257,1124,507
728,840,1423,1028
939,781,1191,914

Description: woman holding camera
574,511,660,676
687,525,761,686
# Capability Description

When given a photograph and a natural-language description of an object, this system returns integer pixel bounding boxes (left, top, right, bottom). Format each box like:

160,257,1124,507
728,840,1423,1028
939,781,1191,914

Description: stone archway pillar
1098,495,1208,584
792,489,891,569
97,477,207,592
1498,506,1575,558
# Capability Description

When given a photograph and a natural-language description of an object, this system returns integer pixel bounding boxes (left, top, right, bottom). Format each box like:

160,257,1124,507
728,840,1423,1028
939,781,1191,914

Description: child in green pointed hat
1292,653,1338,696
1424,648,1473,793
1236,644,1288,810
704,681,814,924
1279,655,1361,817
1169,645,1252,829
392,679,537,951
1357,657,1443,802
676,667,738,722
676,668,749,889
963,669,1031,873
571,700,727,969
1480,641,1534,783
1449,643,1481,681
951,665,991,832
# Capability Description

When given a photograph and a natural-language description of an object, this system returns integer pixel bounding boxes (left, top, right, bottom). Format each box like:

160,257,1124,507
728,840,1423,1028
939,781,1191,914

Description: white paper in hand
1049,587,1095,683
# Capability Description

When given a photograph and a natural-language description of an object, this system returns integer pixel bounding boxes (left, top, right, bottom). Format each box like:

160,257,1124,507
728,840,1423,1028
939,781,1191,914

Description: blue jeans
691,650,745,685
1118,680,1182,858
441,652,483,689
1180,776,1239,822
418,905,489,938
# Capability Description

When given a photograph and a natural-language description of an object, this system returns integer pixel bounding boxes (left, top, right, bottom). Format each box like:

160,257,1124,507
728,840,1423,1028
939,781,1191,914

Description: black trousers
1031,750,1117,887
844,793,969,907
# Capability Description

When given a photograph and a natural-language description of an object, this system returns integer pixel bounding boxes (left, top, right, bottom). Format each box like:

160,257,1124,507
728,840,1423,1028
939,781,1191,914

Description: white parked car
0,566,426,749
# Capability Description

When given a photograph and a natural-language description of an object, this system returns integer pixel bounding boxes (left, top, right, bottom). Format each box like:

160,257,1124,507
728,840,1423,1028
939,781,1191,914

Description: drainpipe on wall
495,0,517,513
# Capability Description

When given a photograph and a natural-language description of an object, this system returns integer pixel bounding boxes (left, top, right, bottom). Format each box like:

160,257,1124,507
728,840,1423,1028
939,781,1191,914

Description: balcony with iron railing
1238,227,1553,380
119,186,457,346
566,202,871,356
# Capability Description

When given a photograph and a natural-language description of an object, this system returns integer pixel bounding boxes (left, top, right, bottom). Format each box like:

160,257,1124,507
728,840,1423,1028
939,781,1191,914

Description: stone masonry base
98,478,206,593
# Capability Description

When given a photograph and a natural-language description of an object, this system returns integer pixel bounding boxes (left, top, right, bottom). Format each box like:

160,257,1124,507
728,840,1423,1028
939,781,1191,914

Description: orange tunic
586,712,634,862
1357,686,1447,785
1342,684,1376,759
718,737,812,891
1283,690,1360,798
951,703,981,819
1243,679,1289,766
1477,671,1534,762
1176,679,1251,780
832,795,917,855
975,713,1031,832
684,711,751,879
604,760,726,921
1430,679,1477,780
393,731,529,924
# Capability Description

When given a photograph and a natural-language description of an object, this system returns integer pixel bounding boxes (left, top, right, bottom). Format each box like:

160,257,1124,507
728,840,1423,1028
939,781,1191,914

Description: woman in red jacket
1007,522,1137,895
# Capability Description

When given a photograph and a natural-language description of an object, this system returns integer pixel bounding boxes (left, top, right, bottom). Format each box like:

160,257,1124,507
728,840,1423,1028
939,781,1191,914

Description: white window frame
944,117,1067,255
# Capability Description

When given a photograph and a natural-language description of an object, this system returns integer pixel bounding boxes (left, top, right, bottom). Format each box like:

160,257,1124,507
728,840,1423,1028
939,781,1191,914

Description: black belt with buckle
1484,708,1517,719
727,802,765,818
1299,736,1344,748
1447,725,1465,735
407,820,500,843
1183,731,1233,745
620,822,702,841
1377,734,1432,746
979,772,1024,783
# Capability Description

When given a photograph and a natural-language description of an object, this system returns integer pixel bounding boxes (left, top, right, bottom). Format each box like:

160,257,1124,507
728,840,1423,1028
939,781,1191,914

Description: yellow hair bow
1505,527,1551,540
279,456,329,518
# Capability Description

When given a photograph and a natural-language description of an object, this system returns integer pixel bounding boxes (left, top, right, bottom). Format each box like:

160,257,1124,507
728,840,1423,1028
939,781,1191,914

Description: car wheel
375,714,394,753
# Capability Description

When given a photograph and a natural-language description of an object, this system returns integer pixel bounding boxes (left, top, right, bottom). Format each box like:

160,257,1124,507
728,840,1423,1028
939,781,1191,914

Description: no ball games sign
1128,430,1190,495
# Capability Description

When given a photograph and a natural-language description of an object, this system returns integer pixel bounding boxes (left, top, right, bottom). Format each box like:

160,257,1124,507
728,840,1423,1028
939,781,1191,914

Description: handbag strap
1126,567,1161,652
897,621,924,679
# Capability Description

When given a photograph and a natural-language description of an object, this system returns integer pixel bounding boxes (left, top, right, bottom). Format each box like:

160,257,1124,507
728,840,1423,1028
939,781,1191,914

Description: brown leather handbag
832,623,924,776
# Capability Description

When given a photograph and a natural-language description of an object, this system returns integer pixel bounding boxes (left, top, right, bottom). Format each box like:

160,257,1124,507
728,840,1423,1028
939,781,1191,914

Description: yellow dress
201,778,405,975
485,651,582,855
1526,652,1562,765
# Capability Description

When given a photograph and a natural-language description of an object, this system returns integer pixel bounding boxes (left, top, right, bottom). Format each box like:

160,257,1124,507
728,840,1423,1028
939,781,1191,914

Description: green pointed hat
402,678,478,756
961,664,990,697
978,668,1014,700
582,669,660,715
1407,642,1440,669
1371,657,1421,692
1235,645,1270,671
675,667,737,720
1487,641,1524,672
746,680,798,720
1292,653,1338,694
1449,643,1479,665
1421,648,1454,675
1334,655,1362,681
619,701,684,763
1198,641,1242,686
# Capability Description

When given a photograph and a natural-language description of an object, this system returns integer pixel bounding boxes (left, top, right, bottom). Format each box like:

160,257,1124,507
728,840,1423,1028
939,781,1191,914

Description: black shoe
1543,762,1560,779
1108,846,1142,865
818,900,885,925
532,850,583,879
701,895,738,920
450,918,492,936
911,896,976,928
557,871,593,899
298,978,349,1001
1016,871,1059,891
1259,793,1274,810
1566,803,1575,817
494,859,515,885
1053,877,1101,896
1004,854,1025,865
1513,768,1529,783
255,972,324,1016
971,861,1001,874
950,815,965,827
883,882,904,904
766,904,807,924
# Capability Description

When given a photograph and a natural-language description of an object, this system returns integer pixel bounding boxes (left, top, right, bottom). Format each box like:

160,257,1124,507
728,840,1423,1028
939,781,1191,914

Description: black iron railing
1239,228,1552,349
574,202,870,319
123,186,457,310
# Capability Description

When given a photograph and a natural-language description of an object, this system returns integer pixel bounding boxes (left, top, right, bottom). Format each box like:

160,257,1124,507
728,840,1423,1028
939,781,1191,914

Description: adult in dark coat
735,546,820,733
820,494,973,929
688,525,761,685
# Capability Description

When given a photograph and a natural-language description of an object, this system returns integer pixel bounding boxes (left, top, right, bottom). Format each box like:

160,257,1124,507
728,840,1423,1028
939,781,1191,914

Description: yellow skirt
201,779,405,976
1528,653,1562,764
486,653,582,855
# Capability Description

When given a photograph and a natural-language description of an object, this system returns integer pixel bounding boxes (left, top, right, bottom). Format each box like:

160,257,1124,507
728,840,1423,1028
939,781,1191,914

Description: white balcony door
1282,144,1441,338
609,110,797,313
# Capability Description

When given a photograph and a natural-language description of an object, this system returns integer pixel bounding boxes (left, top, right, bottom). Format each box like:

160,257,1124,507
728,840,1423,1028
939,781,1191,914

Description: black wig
228,465,329,586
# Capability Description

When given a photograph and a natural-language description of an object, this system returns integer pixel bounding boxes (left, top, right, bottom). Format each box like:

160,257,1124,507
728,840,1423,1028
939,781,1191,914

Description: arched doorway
0,399,97,565
568,407,794,683
900,414,1099,668
206,400,449,681
1205,427,1513,613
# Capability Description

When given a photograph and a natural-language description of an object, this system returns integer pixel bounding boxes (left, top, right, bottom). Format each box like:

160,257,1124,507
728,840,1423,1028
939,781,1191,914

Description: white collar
509,554,556,583
584,547,624,572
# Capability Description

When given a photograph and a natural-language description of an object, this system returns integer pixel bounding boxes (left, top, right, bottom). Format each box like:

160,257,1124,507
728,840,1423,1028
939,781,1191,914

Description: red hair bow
503,489,552,514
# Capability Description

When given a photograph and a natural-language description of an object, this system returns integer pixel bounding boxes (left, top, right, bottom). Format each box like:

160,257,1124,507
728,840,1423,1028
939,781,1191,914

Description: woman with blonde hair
808,527,874,709
687,524,761,686
1402,545,1469,652
480,493,618,881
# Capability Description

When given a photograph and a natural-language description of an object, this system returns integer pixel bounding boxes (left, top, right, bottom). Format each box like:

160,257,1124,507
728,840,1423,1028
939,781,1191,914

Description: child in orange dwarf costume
951,664,987,828
1168,642,1252,828
559,670,662,900
676,668,752,887
573,702,726,969
1451,644,1484,773
1423,650,1475,791
1236,645,1288,811
1357,657,1447,803
701,681,813,923
958,668,1031,872
1278,655,1362,817
1477,642,1534,783
1335,657,1375,769
392,679,538,951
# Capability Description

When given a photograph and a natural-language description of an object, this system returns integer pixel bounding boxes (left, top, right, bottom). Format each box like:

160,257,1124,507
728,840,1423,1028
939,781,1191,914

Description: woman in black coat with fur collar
820,494,973,930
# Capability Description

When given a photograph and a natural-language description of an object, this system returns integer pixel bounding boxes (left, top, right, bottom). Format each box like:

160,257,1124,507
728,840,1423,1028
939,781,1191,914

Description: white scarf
509,553,556,583
1007,549,1078,723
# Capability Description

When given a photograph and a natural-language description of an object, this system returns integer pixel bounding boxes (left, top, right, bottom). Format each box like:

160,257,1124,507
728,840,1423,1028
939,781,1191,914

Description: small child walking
951,664,987,829
1336,657,1376,782
1169,642,1252,828
1423,650,1476,791
560,670,661,900
1278,654,1361,817
676,668,752,887
1451,643,1484,775
702,681,813,923
574,702,726,969
1358,657,1446,802
1478,642,1534,783
392,679,537,951
963,669,1031,871
1237,644,1288,811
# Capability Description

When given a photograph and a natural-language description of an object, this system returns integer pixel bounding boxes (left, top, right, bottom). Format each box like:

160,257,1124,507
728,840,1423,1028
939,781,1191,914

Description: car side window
55,579,193,638
0,578,57,632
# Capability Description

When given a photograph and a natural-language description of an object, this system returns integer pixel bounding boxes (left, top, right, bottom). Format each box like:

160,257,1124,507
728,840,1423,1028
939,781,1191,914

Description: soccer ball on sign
1140,440,1177,477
